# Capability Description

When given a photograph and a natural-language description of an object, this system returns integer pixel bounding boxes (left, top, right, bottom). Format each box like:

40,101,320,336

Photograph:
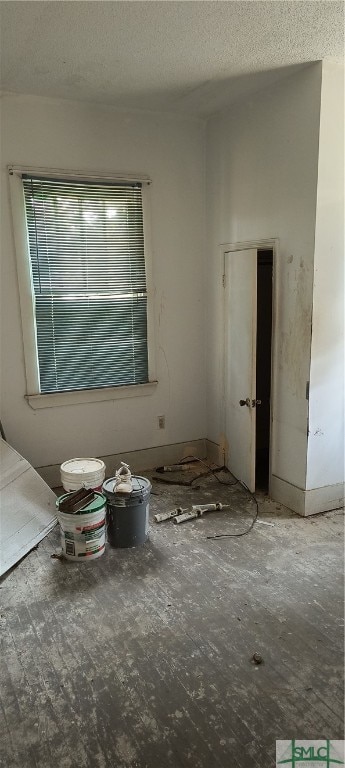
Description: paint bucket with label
102,476,151,548
56,491,106,561
60,458,106,492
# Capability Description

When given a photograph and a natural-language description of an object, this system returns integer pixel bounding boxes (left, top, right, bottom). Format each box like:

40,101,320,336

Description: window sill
26,381,158,409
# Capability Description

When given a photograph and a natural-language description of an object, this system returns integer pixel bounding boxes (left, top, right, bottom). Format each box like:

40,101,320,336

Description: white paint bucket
56,491,106,561
60,458,106,492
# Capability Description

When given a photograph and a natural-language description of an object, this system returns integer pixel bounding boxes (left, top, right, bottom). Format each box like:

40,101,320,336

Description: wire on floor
206,479,259,539
176,456,259,538
176,455,238,486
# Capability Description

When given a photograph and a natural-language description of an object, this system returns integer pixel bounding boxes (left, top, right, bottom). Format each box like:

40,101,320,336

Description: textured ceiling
0,1,343,116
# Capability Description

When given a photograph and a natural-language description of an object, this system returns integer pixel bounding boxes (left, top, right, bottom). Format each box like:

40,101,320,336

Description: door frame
220,238,279,495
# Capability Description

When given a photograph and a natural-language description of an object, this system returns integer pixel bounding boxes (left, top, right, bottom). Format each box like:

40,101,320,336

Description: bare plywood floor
0,471,344,768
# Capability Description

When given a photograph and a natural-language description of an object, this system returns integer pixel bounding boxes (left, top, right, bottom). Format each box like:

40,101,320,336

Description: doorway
255,249,273,491
223,242,275,494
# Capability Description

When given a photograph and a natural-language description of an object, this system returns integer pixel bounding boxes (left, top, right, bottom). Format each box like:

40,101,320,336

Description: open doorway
223,241,276,494
255,249,273,491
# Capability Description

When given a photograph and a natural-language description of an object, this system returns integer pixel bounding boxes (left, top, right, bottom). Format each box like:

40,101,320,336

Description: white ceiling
0,1,343,117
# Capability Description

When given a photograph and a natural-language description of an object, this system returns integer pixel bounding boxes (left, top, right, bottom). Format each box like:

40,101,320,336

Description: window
10,168,156,405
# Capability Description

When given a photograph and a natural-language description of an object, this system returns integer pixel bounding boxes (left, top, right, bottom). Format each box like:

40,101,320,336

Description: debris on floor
153,474,201,487
154,507,187,523
153,456,222,487
151,461,261,539
155,501,230,525
174,502,231,525
2,460,344,768
155,463,202,473
51,550,64,560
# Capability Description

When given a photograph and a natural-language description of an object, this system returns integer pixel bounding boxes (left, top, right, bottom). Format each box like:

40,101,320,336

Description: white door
224,249,257,491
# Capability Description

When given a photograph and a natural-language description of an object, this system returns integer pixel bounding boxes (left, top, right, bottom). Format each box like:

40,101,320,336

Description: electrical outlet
158,415,165,429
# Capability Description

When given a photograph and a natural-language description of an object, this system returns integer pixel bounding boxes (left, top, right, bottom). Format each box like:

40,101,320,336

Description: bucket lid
56,491,106,514
60,458,105,476
103,475,151,498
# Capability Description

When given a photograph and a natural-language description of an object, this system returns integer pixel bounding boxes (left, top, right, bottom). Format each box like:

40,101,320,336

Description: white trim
9,165,151,185
206,439,225,467
270,474,306,516
9,165,156,401
304,483,344,516
271,474,344,516
26,381,158,409
35,438,207,487
9,171,40,392
220,238,278,252
269,241,279,499
220,238,279,495
142,183,156,382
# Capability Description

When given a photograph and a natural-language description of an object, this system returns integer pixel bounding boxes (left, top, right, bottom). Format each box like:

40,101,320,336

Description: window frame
9,165,157,408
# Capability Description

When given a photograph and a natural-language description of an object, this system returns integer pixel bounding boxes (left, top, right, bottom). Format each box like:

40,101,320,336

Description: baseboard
206,439,225,467
35,438,208,488
304,482,345,516
37,440,343,514
271,474,344,516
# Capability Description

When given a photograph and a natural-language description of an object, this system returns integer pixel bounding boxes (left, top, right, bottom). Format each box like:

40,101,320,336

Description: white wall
0,94,206,469
205,64,322,491
306,61,345,490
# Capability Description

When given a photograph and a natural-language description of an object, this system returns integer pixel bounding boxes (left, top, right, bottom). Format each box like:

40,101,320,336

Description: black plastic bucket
102,476,151,548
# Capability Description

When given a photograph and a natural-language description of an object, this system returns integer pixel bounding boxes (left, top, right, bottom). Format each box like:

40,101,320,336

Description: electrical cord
153,456,228,488
206,479,259,539
176,455,238,486
177,456,259,538
153,455,258,537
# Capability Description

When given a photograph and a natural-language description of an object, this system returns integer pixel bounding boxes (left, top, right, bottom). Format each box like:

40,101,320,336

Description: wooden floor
0,471,344,768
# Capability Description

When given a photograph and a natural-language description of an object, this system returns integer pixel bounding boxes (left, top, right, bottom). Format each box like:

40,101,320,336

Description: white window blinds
22,175,149,394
